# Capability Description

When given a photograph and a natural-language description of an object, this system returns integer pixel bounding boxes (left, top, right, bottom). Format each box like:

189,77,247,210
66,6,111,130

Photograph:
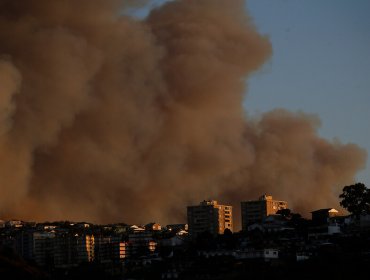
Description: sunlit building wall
76,234,95,262
187,200,233,237
241,195,288,230
95,236,127,263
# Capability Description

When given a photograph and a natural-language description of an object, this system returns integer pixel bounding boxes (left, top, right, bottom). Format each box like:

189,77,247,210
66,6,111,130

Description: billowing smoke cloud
0,0,366,228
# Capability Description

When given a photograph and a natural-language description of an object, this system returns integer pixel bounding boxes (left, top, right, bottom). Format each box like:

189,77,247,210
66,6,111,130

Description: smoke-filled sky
245,0,370,188
142,0,370,188
0,0,368,229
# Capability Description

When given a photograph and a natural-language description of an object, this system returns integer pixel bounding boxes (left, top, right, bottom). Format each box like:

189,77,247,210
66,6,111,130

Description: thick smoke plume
0,0,366,227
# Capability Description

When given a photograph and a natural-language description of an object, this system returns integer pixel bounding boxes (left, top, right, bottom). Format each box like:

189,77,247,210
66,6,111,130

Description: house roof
311,208,339,214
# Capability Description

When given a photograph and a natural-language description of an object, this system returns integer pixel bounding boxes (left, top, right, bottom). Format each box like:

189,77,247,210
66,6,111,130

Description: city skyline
0,193,344,231
1,1,369,279
1,195,369,279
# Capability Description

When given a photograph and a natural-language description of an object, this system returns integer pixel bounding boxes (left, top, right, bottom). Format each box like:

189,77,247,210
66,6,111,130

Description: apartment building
187,200,233,237
241,194,288,230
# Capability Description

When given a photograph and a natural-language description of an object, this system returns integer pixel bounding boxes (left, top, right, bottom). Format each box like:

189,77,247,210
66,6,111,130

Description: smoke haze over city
0,0,366,227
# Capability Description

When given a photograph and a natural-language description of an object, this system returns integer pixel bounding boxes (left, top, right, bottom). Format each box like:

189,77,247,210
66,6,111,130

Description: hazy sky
134,0,370,186
244,0,370,186
1,0,367,223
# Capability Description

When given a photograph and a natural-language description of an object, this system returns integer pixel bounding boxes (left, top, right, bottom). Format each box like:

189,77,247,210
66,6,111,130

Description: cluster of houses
1,195,370,278
0,220,187,272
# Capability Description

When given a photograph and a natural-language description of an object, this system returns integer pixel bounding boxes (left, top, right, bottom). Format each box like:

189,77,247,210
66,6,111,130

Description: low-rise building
166,224,188,232
311,208,340,225
145,223,161,231
235,248,279,261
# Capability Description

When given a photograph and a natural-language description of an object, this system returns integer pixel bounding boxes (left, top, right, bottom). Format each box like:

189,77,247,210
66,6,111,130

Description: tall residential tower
241,194,288,230
187,200,233,237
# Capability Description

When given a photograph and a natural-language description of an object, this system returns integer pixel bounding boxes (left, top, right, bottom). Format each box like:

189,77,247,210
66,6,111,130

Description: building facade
128,231,157,257
33,232,55,267
187,200,233,237
241,194,288,230
76,234,95,263
311,208,339,225
95,236,127,263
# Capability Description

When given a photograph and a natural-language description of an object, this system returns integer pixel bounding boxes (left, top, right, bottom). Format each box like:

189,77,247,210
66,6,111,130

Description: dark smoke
0,0,366,228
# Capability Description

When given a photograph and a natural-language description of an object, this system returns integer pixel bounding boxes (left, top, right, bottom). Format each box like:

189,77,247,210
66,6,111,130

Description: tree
339,183,370,218
276,208,292,218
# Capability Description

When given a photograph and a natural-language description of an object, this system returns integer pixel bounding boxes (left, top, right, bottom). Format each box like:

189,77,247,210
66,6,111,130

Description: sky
137,0,370,187
244,0,370,186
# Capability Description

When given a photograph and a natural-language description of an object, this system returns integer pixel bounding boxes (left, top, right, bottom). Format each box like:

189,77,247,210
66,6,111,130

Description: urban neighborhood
1,187,370,279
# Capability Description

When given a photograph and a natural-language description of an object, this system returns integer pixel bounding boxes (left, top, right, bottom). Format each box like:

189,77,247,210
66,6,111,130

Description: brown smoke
0,0,366,229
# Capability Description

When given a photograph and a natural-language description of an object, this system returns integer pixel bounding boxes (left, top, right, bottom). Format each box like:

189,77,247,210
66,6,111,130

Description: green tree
339,183,370,218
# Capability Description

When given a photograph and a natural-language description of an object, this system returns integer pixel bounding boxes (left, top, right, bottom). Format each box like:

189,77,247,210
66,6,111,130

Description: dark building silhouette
311,208,339,225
